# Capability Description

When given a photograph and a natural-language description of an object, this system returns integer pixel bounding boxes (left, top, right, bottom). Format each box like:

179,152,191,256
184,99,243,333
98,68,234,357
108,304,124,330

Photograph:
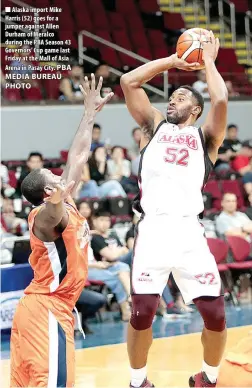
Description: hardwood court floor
1,325,251,387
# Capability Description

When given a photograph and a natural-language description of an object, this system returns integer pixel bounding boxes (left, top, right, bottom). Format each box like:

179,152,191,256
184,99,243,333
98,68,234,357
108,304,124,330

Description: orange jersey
24,198,89,311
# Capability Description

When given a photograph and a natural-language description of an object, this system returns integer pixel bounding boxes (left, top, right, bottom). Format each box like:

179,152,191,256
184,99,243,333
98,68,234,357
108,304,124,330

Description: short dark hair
28,152,43,162
227,124,238,130
93,210,111,219
132,127,141,136
179,85,204,119
21,169,45,206
93,123,101,130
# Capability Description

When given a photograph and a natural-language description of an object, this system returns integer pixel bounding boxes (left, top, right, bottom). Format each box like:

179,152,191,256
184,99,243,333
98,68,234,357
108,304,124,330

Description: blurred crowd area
1,122,252,332
1,60,245,104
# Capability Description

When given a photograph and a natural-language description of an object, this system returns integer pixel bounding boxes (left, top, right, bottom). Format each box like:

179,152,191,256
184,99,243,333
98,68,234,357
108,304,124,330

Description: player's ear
192,105,201,118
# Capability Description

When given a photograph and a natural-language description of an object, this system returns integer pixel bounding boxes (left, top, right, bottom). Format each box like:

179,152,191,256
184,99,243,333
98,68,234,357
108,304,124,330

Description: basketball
176,28,210,68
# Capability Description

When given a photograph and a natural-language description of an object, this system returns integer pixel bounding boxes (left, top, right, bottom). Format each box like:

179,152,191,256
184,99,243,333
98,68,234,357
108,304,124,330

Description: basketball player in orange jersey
10,75,113,388
121,31,228,387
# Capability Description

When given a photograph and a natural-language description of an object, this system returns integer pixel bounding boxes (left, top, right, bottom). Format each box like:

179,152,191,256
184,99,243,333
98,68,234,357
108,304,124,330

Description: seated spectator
87,244,131,321
1,198,28,236
91,123,104,152
231,140,252,197
91,211,132,266
76,288,106,334
95,64,119,101
107,146,138,194
77,146,127,199
245,193,252,220
216,193,252,242
76,200,93,228
0,163,15,198
192,70,209,99
215,124,242,172
225,80,239,97
16,152,44,197
59,62,84,102
128,127,142,160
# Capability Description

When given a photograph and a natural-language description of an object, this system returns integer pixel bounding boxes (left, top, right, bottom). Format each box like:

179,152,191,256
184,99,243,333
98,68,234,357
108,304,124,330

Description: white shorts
131,214,222,304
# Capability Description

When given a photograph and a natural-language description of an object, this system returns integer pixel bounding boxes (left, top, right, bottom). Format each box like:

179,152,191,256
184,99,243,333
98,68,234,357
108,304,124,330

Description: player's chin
167,113,179,124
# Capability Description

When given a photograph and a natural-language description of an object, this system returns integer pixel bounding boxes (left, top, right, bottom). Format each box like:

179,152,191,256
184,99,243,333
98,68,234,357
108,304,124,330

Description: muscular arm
201,37,228,163
62,75,113,196
120,58,174,142
62,110,95,196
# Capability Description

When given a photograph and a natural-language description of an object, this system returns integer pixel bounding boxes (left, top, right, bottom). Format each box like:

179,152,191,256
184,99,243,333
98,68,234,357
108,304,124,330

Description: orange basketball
176,28,210,69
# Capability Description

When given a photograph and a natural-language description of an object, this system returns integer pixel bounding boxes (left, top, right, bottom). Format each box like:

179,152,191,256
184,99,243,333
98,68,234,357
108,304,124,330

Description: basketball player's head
167,85,204,125
221,192,237,214
21,168,64,206
92,211,111,234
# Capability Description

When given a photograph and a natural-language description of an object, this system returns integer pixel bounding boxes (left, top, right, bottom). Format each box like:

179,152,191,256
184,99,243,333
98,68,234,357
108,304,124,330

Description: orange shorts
10,294,75,387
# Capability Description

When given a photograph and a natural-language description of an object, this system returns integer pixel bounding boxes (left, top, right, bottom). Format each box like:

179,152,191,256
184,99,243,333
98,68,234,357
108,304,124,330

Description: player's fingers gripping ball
176,28,210,69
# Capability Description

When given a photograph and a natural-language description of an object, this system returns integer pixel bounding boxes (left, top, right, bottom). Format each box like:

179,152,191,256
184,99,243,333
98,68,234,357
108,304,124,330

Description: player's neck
177,118,196,129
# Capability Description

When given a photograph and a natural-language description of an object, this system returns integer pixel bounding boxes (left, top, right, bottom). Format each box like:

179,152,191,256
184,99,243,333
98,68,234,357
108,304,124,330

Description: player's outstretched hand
170,53,201,72
44,181,75,204
80,74,114,113
201,30,219,62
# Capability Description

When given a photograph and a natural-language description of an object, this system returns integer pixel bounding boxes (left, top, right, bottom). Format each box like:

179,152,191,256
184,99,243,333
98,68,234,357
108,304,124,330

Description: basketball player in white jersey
121,31,228,388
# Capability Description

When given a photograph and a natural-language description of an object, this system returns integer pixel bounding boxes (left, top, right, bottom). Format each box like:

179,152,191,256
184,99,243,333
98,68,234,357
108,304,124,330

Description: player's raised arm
201,31,228,162
120,56,200,141
62,74,114,195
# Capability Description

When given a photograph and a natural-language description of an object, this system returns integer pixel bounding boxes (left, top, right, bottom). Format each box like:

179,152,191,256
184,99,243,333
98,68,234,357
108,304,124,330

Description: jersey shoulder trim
198,127,214,168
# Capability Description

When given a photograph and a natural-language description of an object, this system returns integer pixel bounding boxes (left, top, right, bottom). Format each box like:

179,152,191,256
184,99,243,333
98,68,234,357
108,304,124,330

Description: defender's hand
170,53,201,72
44,181,75,204
201,30,219,62
80,74,114,113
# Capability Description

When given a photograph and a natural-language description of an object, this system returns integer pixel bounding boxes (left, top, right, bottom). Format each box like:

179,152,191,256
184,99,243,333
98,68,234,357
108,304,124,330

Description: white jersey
136,120,213,217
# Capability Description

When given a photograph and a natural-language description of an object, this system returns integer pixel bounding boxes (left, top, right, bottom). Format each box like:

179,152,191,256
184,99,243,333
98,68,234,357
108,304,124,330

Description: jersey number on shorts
164,147,189,166
195,273,217,285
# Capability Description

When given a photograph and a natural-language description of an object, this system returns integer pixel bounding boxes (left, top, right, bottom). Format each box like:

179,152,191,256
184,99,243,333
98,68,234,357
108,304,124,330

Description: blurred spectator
245,193,252,220
107,146,138,193
231,140,252,196
91,211,132,266
76,288,106,334
10,45,38,87
0,163,15,198
215,124,242,172
77,200,93,227
95,64,118,101
16,152,44,197
88,242,131,321
128,127,141,160
59,62,84,102
1,198,28,235
225,80,239,97
192,70,209,98
77,147,127,199
129,127,142,177
216,193,252,242
91,123,104,152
